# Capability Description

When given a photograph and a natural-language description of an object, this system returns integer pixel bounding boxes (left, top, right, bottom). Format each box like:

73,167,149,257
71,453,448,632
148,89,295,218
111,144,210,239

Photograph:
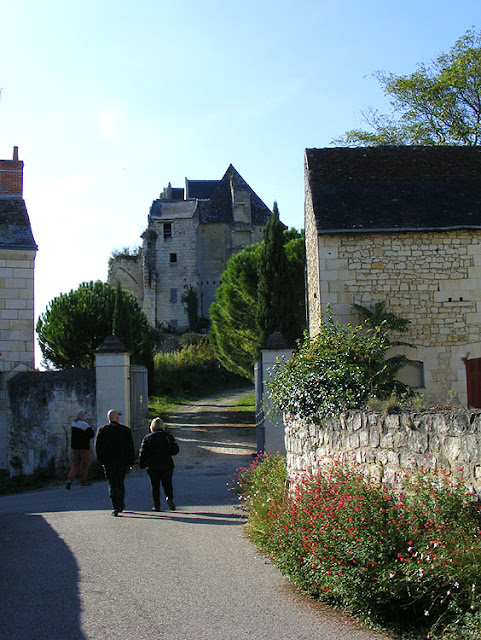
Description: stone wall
305,228,481,404
285,410,481,496
7,370,95,474
107,254,144,306
0,248,36,468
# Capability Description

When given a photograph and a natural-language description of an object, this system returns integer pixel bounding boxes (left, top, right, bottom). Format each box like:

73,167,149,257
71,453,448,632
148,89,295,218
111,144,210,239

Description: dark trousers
147,468,174,508
103,465,128,511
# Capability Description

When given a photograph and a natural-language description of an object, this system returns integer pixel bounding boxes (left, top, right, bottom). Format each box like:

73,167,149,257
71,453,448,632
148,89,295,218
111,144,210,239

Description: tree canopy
209,243,261,380
209,223,306,381
36,280,155,370
256,203,292,348
335,29,481,147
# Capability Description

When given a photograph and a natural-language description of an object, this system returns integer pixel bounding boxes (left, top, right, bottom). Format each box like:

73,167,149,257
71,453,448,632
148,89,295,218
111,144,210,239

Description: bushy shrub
152,336,246,396
231,454,287,542
268,310,406,421
233,456,481,638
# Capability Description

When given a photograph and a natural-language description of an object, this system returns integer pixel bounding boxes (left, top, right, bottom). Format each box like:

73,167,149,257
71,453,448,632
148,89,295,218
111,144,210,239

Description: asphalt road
0,392,393,640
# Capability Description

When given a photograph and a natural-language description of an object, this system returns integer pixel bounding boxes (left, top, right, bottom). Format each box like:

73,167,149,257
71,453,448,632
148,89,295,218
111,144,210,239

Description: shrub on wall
268,310,407,421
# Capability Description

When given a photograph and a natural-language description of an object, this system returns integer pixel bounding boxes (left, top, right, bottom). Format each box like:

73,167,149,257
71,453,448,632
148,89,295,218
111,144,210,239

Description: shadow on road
0,513,86,640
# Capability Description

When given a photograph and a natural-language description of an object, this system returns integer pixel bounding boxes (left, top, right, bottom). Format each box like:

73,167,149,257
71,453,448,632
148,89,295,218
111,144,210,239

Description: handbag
167,434,179,456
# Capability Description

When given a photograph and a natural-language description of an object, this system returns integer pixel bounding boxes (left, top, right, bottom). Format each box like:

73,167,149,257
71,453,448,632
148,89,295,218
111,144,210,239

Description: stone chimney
0,146,24,196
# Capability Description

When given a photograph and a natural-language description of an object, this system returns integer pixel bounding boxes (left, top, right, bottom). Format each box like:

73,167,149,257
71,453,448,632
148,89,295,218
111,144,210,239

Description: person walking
95,409,135,517
65,410,95,489
139,417,179,512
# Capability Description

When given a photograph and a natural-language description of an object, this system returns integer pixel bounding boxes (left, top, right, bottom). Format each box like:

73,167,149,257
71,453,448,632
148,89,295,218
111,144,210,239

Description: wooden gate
130,365,148,449
465,357,481,408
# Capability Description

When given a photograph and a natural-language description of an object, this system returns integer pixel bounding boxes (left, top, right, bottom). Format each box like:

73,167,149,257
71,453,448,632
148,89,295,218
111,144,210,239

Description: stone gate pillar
95,336,132,432
259,332,294,455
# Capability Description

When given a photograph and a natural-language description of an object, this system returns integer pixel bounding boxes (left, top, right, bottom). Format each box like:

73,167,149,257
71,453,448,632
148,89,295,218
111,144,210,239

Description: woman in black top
139,417,179,511
65,410,95,489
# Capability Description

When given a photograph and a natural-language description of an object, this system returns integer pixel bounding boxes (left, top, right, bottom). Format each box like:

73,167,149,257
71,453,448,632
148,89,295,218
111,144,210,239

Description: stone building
109,164,272,330
0,147,37,468
305,146,481,407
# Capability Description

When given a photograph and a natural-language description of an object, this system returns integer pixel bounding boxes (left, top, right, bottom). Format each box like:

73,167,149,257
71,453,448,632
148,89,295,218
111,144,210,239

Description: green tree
284,229,306,344
257,204,306,348
335,29,481,147
209,244,261,380
210,223,306,380
181,286,199,332
352,301,413,385
36,280,155,370
352,301,410,336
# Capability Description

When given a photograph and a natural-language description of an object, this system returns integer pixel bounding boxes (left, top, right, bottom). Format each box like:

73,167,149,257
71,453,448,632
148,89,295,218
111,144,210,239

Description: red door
465,357,481,408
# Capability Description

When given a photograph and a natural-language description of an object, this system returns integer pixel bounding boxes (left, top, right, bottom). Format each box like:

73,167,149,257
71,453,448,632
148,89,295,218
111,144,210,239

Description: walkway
0,391,393,639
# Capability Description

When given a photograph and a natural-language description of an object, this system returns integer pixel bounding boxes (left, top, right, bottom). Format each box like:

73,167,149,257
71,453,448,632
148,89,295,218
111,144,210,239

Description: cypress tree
256,202,292,349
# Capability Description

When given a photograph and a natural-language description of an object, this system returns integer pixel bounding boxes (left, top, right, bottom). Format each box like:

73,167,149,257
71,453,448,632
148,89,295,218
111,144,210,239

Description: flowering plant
233,456,481,638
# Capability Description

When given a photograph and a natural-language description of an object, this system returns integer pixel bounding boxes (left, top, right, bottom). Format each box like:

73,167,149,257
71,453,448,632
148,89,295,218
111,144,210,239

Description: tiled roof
305,147,481,233
0,198,37,250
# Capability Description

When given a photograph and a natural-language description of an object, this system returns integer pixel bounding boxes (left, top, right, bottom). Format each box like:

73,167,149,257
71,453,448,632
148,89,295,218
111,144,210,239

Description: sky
1,0,480,366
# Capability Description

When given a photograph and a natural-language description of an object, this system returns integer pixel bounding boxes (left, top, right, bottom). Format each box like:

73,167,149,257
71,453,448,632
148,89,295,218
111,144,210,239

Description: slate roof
186,179,218,200
0,197,37,250
200,164,272,224
151,164,272,224
305,147,481,234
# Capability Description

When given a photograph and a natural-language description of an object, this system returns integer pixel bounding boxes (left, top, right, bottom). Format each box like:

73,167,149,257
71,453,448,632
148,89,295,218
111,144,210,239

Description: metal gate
465,357,481,408
130,365,148,449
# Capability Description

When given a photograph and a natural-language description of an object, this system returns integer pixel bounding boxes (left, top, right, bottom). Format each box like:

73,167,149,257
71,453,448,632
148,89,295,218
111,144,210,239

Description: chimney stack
0,146,24,196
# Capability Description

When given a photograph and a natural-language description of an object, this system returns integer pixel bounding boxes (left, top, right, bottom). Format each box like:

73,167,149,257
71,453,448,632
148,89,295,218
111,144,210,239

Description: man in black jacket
95,409,135,516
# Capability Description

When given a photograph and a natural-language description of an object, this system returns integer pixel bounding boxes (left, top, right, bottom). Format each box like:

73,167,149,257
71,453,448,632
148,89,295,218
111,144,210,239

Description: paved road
0,392,393,640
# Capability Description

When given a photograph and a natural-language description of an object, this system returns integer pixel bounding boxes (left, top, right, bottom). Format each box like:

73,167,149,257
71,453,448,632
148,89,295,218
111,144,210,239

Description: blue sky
1,0,480,365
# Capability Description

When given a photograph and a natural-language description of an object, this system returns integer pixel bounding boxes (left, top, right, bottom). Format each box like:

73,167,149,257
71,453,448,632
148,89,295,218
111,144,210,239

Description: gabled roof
0,197,37,250
305,147,481,234
151,164,272,225
200,164,272,224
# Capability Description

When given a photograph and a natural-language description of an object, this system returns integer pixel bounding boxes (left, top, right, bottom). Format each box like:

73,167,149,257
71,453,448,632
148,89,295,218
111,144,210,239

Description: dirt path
163,388,257,470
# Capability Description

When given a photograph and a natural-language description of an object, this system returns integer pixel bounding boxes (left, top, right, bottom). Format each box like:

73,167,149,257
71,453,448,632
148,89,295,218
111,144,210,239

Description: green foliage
268,309,402,420
234,456,481,639
335,29,481,147
209,243,261,380
352,301,413,390
152,334,246,396
109,246,141,262
210,223,306,381
181,286,199,332
352,301,410,337
230,454,287,540
36,280,155,370
257,203,292,348
283,230,306,342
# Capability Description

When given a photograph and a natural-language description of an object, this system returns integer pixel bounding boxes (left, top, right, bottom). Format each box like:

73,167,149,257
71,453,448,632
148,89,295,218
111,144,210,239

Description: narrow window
164,223,172,239
170,253,177,263
170,288,177,303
